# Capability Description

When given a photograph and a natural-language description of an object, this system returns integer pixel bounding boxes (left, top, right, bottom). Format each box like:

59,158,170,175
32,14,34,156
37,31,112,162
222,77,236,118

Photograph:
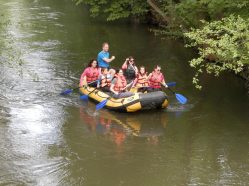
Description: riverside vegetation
74,0,249,92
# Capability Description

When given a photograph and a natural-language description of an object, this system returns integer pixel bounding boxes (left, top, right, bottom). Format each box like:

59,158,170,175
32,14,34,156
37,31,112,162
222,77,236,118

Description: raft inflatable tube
79,86,169,112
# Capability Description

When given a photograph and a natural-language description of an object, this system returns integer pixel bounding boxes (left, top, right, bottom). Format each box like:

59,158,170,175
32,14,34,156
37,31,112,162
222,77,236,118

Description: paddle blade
80,95,88,101
60,89,73,95
96,99,108,111
166,82,176,87
175,93,187,104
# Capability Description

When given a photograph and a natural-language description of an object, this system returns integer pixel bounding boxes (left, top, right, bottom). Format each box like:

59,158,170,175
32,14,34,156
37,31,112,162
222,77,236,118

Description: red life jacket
113,75,127,92
85,67,99,83
100,75,112,87
149,71,164,88
136,73,148,87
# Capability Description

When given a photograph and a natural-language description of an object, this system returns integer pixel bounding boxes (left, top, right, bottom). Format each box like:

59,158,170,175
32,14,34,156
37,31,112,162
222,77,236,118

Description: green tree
74,0,249,89
184,15,249,89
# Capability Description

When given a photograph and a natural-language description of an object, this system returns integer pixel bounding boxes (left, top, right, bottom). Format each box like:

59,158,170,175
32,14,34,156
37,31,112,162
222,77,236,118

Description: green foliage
74,0,249,89
184,15,249,89
73,0,149,21
153,0,249,37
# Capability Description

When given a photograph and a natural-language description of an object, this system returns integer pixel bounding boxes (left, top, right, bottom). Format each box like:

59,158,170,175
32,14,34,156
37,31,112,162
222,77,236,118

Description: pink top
80,67,99,86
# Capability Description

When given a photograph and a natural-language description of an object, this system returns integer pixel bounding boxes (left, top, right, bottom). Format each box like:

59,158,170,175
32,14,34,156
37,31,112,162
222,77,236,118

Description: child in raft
110,69,134,99
147,65,168,92
132,66,149,92
97,68,116,92
80,59,99,87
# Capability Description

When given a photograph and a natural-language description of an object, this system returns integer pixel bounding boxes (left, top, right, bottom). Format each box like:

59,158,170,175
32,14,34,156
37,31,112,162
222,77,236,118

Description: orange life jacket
113,75,127,92
86,67,99,83
136,73,148,87
149,71,164,88
100,75,112,87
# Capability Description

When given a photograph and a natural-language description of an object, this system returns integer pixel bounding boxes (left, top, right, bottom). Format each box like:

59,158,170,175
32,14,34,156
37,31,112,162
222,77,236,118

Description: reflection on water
79,103,168,146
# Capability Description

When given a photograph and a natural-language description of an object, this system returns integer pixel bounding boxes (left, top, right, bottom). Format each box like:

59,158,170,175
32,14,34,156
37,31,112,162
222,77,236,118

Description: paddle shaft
167,87,176,94
77,80,99,90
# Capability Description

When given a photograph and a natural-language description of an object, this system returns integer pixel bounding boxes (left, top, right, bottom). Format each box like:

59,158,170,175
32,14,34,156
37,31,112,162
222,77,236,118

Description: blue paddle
60,80,98,96
60,87,79,95
80,86,99,101
167,87,187,104
95,81,134,111
96,98,109,111
166,82,176,87
136,82,176,89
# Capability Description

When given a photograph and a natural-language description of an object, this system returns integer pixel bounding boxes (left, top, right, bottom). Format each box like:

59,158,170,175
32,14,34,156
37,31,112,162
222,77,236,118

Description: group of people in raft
80,42,168,99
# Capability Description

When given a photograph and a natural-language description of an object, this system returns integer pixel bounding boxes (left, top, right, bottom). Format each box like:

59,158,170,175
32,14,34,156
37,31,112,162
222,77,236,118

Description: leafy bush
184,15,249,89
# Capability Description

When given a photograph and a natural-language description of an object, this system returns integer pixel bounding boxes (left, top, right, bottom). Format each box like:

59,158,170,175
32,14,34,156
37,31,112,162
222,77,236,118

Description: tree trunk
146,0,170,23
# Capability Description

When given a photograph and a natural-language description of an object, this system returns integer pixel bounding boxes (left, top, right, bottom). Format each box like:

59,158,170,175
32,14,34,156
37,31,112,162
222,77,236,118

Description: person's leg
99,86,110,92
147,87,154,92
89,82,98,87
117,92,134,98
147,87,162,92
137,87,147,93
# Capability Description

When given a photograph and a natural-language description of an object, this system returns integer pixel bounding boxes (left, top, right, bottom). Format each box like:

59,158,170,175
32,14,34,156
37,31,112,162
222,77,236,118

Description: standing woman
122,56,138,84
110,69,134,99
80,59,100,87
148,65,168,92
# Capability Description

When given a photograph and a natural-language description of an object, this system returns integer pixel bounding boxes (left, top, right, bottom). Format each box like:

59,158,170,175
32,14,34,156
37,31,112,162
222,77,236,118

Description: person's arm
132,78,138,87
80,75,87,87
161,74,168,88
98,52,115,63
122,81,134,91
134,66,138,74
110,78,119,94
147,73,152,80
103,55,115,63
121,58,129,69
79,69,88,87
97,75,102,88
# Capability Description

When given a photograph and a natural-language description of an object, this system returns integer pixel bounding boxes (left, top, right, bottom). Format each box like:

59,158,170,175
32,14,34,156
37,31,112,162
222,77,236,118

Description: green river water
0,0,249,185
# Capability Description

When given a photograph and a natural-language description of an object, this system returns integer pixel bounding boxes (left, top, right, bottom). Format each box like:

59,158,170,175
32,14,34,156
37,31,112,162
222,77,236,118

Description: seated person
97,68,115,92
80,59,99,87
132,66,149,92
121,56,138,84
147,65,168,92
110,69,134,99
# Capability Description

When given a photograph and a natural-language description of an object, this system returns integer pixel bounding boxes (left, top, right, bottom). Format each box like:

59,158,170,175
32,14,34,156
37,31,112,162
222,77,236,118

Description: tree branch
147,0,170,23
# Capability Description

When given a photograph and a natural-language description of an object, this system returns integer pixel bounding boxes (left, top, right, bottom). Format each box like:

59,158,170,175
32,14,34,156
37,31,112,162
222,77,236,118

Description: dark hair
101,68,108,73
88,59,98,68
116,68,123,74
154,65,161,70
126,56,135,66
139,66,147,76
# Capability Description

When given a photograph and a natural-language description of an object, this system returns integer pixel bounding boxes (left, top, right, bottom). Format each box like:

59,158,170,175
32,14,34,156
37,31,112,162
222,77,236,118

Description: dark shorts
147,87,162,92
99,86,110,92
137,87,148,93
89,82,98,87
112,92,134,99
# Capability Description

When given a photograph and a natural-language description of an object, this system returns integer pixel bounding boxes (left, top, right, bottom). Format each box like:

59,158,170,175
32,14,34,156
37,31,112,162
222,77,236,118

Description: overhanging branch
147,0,170,23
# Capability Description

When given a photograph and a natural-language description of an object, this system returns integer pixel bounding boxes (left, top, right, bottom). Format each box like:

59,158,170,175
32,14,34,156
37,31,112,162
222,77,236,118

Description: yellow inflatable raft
79,86,169,112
